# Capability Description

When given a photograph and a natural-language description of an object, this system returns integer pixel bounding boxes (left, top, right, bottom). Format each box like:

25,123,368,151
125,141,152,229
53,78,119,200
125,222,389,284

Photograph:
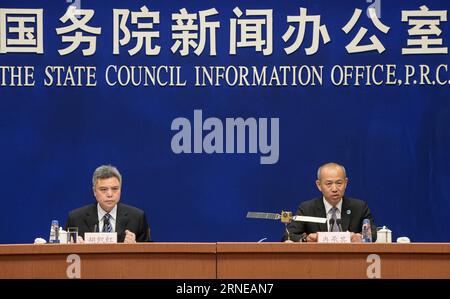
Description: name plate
317,232,351,243
84,232,117,244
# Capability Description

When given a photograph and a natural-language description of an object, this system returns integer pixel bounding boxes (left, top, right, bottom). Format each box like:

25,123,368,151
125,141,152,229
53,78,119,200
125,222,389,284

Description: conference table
0,243,216,279
0,242,449,279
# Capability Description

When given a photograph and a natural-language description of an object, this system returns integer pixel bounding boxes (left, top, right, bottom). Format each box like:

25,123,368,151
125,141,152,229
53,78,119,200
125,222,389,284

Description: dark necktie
103,213,113,233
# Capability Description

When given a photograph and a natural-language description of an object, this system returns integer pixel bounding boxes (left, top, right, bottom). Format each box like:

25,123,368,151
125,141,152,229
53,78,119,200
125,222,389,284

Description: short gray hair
317,162,346,180
92,165,122,187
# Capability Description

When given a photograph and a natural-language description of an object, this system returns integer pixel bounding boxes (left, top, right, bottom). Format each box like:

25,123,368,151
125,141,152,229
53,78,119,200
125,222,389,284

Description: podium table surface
216,242,450,278
1,242,450,279
0,243,216,279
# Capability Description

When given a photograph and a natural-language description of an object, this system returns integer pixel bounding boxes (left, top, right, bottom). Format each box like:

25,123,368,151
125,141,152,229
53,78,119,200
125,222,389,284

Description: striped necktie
331,207,339,232
103,213,113,233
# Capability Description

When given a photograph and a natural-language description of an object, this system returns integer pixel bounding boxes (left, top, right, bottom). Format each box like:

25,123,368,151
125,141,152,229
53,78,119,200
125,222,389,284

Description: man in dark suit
66,165,150,243
283,162,376,242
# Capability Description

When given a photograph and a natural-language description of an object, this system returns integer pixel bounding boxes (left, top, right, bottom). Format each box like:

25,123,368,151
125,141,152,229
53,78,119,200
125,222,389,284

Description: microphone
329,218,335,232
93,220,99,233
336,219,343,232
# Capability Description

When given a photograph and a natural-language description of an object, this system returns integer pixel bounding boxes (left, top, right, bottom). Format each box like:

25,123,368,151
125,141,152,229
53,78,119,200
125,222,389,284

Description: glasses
97,186,120,194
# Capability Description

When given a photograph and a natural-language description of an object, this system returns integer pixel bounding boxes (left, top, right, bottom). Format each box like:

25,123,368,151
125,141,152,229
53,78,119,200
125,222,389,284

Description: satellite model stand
246,211,327,242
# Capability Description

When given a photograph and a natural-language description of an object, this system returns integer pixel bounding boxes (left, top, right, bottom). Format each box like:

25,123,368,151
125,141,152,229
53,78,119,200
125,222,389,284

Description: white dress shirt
323,197,342,231
97,203,117,232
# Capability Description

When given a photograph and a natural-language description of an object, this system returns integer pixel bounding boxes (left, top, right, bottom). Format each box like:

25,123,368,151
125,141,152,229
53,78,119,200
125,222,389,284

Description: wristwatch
301,233,308,242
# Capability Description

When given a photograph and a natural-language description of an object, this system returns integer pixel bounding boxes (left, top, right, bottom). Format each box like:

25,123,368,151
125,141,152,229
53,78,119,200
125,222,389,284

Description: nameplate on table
317,232,351,243
84,232,117,244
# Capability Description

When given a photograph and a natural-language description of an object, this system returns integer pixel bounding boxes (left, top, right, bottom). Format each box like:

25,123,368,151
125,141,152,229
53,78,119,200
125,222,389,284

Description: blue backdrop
0,0,449,243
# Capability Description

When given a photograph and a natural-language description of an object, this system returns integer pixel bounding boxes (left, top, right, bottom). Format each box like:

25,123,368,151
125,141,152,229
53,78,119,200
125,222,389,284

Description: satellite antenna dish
246,211,327,242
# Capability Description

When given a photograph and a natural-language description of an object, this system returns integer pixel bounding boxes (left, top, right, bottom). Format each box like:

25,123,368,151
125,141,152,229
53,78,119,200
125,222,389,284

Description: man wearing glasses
283,162,377,242
66,165,150,243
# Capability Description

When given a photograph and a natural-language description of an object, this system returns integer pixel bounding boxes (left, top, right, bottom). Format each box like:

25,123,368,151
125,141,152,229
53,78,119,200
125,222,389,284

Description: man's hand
77,236,84,243
124,230,136,243
306,233,318,242
351,232,362,243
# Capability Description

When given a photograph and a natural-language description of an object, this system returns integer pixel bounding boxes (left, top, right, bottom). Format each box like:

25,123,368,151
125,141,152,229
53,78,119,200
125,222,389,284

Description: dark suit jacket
65,203,150,242
283,197,377,242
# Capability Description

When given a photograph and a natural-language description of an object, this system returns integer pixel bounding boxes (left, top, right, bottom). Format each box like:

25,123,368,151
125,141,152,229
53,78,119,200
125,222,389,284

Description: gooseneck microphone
329,218,335,232
93,220,99,233
336,219,343,232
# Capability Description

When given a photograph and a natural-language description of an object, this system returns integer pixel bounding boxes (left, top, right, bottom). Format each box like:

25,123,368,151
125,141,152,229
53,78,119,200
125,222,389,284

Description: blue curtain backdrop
0,0,448,243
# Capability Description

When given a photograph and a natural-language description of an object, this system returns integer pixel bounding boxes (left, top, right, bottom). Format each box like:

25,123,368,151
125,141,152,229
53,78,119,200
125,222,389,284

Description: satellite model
246,211,327,241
